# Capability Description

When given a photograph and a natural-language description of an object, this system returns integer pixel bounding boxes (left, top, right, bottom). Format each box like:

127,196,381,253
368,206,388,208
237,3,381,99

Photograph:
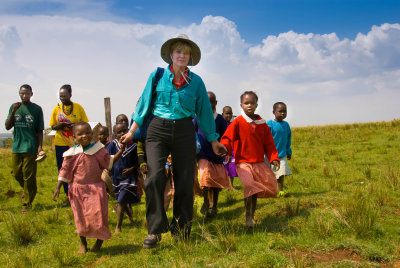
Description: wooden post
104,97,112,138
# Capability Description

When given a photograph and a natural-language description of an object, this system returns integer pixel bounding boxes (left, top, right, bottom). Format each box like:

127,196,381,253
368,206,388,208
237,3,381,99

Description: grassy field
0,120,399,267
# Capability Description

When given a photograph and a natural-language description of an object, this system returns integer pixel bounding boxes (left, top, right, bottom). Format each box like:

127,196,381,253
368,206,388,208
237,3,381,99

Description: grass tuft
7,213,37,246
342,189,378,238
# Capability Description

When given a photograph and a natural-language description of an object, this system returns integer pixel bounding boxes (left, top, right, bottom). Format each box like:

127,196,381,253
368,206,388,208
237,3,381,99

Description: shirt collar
63,141,104,157
241,113,266,125
169,64,189,89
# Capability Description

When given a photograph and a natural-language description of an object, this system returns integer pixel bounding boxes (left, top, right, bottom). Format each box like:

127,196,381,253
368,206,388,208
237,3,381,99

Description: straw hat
160,33,201,66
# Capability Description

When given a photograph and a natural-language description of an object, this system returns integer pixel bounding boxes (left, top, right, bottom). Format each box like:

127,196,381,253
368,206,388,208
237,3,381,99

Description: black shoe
143,234,161,249
61,200,70,207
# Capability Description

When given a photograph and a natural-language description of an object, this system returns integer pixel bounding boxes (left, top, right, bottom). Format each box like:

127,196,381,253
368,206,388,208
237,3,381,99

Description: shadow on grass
259,207,311,234
286,190,328,198
100,243,142,255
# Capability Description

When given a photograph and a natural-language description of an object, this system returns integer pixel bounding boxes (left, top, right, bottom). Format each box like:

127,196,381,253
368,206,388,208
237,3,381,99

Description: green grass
1,120,400,267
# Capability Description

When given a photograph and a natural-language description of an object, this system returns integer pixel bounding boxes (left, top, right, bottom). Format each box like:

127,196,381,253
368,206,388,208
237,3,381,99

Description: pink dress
58,142,113,240
198,159,231,189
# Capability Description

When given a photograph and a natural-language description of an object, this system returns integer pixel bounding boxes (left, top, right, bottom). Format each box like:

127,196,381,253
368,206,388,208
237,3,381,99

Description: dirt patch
310,249,363,263
286,249,363,265
287,249,399,266
5,190,15,198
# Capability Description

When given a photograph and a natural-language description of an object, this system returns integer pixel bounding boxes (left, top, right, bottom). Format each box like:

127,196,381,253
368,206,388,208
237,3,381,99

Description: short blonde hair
170,41,192,55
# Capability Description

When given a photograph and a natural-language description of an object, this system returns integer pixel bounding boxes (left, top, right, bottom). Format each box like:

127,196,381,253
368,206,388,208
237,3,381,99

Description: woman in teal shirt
122,34,227,248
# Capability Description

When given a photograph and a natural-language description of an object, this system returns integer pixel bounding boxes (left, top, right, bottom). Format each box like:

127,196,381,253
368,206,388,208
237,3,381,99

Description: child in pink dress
53,122,113,254
221,91,280,227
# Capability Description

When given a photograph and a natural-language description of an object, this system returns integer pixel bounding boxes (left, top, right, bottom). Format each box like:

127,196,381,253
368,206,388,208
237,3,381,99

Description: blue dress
107,139,141,204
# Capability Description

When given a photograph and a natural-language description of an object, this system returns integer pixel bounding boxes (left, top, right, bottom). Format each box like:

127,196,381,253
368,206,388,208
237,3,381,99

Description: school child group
6,34,293,254
6,83,292,253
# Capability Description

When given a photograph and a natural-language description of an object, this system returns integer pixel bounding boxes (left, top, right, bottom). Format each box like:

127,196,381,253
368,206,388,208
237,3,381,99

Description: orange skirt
198,159,231,189
236,162,277,198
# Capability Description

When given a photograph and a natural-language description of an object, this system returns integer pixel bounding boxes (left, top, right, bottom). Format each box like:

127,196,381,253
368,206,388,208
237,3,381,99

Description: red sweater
221,115,279,164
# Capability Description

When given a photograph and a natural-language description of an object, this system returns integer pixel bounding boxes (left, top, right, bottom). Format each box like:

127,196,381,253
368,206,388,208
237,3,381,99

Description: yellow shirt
49,102,88,146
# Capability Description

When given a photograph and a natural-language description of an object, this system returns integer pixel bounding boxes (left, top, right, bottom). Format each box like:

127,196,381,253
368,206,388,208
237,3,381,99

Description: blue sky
2,0,399,43
1,0,399,131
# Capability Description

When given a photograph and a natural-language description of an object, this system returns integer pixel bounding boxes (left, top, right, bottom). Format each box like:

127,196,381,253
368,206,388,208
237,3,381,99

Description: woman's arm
121,121,139,143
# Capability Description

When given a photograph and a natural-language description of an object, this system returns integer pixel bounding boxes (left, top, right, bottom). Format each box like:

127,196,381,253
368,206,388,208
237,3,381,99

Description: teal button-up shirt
133,65,219,142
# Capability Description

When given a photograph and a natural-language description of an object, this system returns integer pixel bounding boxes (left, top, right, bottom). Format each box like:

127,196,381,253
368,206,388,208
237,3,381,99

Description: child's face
116,115,129,128
74,124,93,148
19,87,33,104
222,107,233,122
208,93,217,111
97,128,109,144
273,104,287,122
240,94,258,117
114,124,128,141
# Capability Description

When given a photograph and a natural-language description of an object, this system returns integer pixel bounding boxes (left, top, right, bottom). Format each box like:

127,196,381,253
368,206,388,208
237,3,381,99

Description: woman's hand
121,121,139,144
121,131,133,144
272,160,280,171
211,140,228,157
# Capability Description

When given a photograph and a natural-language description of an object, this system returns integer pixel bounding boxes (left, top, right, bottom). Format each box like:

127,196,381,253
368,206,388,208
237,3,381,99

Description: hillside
0,120,399,267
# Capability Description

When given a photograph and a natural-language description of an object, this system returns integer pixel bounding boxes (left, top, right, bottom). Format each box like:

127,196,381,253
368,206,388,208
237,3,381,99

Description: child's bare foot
200,203,209,215
245,216,255,228
91,239,103,252
77,245,87,255
115,227,121,234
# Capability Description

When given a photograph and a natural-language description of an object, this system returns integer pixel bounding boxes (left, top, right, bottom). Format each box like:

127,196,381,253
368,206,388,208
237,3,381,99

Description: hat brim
161,37,201,66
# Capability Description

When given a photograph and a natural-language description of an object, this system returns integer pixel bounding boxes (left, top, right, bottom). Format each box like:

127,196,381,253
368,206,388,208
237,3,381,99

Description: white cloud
0,15,399,133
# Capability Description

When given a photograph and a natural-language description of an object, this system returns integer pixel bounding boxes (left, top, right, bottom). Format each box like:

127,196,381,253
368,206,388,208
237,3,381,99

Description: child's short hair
273,102,287,111
98,126,109,135
240,91,258,103
223,105,232,111
113,123,127,133
115,114,128,122
60,84,72,95
73,121,91,134
20,84,32,92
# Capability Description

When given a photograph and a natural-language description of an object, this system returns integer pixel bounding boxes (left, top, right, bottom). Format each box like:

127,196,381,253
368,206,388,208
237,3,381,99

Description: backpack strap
151,67,165,99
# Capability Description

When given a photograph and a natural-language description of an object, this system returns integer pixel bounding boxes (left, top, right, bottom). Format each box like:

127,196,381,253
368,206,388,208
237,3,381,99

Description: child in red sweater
221,91,280,227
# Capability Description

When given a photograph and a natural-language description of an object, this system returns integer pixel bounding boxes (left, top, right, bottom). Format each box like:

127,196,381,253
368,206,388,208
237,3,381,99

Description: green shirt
7,103,44,154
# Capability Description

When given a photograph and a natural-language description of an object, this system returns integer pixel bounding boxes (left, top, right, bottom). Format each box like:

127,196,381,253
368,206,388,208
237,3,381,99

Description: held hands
120,131,133,144
272,160,280,171
211,141,228,157
118,141,126,151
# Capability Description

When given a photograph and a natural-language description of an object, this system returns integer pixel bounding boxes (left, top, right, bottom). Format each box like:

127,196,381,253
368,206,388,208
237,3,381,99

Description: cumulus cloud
249,24,400,87
0,14,399,132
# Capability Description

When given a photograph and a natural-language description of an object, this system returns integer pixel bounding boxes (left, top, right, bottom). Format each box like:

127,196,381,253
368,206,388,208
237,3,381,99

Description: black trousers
145,116,196,235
